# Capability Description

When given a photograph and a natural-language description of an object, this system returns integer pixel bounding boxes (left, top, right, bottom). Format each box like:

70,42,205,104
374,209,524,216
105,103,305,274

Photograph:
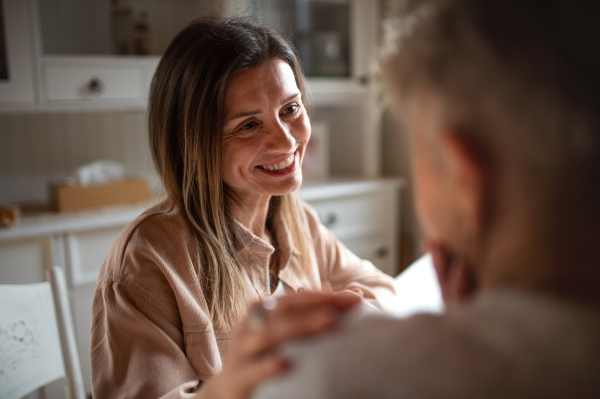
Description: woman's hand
196,292,360,399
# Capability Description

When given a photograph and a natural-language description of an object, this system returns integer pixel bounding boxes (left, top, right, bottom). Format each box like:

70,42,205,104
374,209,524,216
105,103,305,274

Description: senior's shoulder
98,198,196,283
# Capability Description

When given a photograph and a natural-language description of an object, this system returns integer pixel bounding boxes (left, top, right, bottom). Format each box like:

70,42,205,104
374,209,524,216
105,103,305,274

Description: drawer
44,67,144,100
342,234,396,276
64,225,125,286
307,192,387,240
0,236,53,284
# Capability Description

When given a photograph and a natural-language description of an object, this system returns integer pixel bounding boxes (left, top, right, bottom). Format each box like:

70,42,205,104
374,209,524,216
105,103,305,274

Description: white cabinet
0,0,382,177
302,179,402,276
40,57,158,108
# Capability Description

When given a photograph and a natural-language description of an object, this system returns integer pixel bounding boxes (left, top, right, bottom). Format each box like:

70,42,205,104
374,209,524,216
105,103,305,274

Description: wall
0,110,158,204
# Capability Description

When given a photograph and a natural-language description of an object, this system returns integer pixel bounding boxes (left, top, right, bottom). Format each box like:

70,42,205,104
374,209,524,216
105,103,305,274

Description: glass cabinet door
0,0,37,105
252,0,351,78
37,0,221,56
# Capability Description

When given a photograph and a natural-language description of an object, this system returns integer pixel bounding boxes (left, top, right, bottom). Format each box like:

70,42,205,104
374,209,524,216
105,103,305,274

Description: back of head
384,0,600,230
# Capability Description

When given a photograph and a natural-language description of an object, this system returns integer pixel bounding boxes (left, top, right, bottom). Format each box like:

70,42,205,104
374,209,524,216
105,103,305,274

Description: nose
265,121,296,153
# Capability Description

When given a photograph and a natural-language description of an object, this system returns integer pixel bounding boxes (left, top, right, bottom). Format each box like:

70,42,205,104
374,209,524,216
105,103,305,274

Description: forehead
225,59,299,112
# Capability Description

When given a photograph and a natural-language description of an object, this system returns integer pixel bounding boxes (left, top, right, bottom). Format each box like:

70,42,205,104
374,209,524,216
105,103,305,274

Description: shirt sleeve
91,279,205,398
303,202,397,312
90,213,222,398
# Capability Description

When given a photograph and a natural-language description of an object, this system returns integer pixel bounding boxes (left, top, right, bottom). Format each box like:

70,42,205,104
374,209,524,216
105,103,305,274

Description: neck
228,192,272,241
478,217,600,307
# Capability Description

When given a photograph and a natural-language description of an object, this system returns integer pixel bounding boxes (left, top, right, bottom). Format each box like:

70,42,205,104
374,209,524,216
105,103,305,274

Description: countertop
0,177,405,241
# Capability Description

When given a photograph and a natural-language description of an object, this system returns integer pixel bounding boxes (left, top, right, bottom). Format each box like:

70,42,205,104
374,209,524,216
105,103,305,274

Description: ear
440,132,488,235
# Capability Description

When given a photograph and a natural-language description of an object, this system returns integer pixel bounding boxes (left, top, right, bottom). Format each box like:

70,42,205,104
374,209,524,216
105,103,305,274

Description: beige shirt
91,198,396,398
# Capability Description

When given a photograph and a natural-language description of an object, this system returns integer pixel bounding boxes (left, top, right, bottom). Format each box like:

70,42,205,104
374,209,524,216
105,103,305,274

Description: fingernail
297,287,305,293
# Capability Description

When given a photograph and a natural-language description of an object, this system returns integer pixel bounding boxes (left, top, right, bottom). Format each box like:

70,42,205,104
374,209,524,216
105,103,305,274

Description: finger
232,307,336,361
270,292,360,316
236,293,358,337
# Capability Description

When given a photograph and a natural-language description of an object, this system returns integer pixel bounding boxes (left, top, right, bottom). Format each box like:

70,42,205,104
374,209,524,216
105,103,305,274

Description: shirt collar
233,210,301,272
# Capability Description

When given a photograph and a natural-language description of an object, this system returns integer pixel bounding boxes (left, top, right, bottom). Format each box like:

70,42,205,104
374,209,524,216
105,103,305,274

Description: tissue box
49,178,150,212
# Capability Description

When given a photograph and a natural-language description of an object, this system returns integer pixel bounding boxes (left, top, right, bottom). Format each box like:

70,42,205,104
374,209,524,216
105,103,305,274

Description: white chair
0,266,86,399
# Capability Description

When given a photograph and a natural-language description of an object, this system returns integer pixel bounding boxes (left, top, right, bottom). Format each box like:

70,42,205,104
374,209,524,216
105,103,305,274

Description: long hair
148,17,312,331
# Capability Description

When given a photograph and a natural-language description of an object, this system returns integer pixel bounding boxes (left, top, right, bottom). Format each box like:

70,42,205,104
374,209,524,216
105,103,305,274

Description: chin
271,174,303,196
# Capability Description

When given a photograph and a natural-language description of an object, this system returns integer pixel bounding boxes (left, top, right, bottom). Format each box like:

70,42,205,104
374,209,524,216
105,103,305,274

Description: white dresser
0,177,403,398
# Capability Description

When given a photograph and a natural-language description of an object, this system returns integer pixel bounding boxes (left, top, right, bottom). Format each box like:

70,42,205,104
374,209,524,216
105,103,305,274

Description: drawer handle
376,246,389,258
88,77,104,95
320,212,337,227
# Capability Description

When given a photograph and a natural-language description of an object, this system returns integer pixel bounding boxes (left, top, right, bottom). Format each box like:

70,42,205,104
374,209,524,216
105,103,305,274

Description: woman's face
222,59,311,202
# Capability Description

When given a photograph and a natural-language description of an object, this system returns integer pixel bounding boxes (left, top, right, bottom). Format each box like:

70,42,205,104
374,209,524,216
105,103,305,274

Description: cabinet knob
358,75,371,86
376,246,389,258
320,212,337,227
88,77,104,94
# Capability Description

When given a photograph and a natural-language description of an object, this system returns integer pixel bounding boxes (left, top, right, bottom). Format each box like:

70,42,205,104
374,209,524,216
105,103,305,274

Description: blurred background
0,1,422,397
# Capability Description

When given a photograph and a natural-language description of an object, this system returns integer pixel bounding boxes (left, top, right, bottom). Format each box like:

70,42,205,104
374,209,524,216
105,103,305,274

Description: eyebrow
225,92,301,123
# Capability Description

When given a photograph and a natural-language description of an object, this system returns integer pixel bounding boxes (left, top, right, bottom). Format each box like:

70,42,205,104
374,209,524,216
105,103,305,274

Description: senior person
90,17,395,398
245,0,600,398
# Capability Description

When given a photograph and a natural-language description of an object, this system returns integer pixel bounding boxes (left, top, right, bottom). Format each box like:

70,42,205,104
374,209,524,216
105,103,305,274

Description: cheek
413,151,449,240
414,156,437,236
295,115,311,145
221,141,249,183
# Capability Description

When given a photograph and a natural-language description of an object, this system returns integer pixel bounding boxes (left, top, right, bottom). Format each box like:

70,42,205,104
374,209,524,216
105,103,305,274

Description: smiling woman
89,17,396,399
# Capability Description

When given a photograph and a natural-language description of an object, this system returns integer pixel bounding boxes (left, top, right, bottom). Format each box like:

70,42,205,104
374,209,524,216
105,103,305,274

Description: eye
238,120,258,133
281,104,300,115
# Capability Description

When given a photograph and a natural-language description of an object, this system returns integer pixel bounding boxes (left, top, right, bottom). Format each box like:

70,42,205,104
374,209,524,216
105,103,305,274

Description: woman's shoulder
98,197,198,285
120,197,193,249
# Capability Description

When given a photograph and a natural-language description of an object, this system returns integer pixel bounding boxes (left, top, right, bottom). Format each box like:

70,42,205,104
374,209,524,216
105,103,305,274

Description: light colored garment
254,290,600,399
90,198,396,399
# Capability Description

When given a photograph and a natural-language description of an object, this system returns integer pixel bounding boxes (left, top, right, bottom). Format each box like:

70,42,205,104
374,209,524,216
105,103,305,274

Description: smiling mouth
257,153,295,171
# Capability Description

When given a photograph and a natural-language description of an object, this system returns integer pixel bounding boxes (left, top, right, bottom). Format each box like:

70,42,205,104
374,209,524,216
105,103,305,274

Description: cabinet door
342,234,395,276
0,0,38,106
307,191,388,241
64,225,125,286
0,235,53,283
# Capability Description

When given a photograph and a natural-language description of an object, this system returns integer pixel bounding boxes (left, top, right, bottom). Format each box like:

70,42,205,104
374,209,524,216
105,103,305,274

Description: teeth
260,154,294,170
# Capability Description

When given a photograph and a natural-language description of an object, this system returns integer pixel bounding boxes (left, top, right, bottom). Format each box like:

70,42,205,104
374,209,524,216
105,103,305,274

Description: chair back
0,266,86,399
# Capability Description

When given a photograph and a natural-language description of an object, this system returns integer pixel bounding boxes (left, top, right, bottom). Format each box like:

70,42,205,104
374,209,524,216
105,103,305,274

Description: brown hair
148,17,312,331
382,0,600,224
